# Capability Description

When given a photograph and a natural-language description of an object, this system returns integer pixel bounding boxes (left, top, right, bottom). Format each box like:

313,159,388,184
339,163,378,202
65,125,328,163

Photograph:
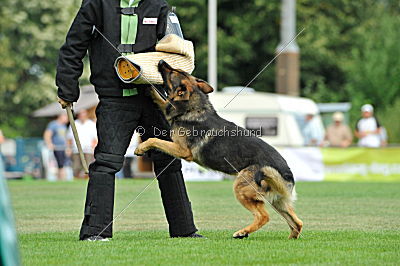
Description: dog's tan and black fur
135,60,303,239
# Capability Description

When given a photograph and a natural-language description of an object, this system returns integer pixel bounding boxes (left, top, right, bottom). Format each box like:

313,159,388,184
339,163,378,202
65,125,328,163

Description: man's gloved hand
58,97,72,109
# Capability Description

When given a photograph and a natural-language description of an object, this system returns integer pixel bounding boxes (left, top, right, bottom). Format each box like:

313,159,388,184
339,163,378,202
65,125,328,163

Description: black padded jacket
56,0,168,102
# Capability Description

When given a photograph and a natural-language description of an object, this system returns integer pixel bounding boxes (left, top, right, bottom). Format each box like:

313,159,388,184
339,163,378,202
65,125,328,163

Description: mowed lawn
7,179,400,265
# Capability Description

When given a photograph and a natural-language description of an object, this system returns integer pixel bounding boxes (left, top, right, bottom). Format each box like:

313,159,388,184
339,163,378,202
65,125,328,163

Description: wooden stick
66,106,89,174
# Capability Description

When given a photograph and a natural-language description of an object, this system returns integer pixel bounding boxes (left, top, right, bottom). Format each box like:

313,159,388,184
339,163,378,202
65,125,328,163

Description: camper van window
245,117,278,136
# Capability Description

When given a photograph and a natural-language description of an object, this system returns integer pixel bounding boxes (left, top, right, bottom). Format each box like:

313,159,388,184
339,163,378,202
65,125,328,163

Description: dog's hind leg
232,171,269,239
271,198,303,239
232,198,269,239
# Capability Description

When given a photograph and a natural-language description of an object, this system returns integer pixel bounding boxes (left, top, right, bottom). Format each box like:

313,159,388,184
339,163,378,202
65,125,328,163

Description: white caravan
208,91,324,146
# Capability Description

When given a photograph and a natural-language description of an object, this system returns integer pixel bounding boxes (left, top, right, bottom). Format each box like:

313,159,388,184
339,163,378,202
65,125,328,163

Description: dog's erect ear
196,79,214,94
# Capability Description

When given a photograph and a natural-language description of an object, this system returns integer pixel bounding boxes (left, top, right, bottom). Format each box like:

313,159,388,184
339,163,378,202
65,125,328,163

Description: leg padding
157,170,197,237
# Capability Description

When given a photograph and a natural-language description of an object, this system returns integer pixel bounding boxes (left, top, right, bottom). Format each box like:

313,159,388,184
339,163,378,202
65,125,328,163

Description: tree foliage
170,0,280,90
0,0,82,136
0,0,399,142
296,0,400,141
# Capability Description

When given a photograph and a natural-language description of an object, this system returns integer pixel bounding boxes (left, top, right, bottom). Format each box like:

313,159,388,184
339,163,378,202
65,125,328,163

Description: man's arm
341,126,353,147
354,129,362,139
43,129,54,150
374,117,382,135
354,120,364,139
56,0,101,103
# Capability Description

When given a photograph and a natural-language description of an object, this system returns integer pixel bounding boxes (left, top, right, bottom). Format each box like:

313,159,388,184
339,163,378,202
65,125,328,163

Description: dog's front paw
288,227,302,239
134,145,146,156
134,148,144,156
233,230,249,239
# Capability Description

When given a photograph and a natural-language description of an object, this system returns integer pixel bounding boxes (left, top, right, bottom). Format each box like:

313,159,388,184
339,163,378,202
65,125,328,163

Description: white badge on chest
143,17,158,24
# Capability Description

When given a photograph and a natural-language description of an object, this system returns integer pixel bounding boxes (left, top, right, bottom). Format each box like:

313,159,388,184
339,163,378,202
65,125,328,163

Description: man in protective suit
56,0,202,241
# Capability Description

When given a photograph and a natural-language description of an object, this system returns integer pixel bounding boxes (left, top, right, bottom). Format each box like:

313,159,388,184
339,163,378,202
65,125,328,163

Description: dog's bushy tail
254,166,295,204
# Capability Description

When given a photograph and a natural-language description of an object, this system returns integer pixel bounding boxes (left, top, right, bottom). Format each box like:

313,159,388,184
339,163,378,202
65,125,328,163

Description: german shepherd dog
135,60,303,239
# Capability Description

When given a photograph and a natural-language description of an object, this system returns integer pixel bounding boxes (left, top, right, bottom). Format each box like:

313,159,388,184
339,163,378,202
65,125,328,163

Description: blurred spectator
303,114,324,146
67,110,97,178
43,114,68,180
0,129,4,175
379,126,388,147
355,104,382,148
323,112,353,147
0,129,4,144
122,133,139,178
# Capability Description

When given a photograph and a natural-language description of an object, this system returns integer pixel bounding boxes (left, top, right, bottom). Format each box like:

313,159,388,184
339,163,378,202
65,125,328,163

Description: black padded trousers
79,92,197,240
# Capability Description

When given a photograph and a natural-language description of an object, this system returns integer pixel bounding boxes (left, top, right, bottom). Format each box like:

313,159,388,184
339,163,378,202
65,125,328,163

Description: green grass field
8,179,400,265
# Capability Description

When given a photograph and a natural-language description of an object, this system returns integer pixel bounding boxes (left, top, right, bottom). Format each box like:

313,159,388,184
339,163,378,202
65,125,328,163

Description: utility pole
208,0,217,90
276,0,299,96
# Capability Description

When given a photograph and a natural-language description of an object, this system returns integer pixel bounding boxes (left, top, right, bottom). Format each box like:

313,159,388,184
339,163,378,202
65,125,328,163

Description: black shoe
172,233,206,239
82,236,110,242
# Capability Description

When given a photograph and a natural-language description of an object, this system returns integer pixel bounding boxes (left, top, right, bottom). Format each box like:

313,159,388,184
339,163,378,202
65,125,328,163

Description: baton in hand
66,105,89,174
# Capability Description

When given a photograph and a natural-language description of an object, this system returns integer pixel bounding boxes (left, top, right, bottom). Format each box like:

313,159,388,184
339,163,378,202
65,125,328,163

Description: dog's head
158,60,214,102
